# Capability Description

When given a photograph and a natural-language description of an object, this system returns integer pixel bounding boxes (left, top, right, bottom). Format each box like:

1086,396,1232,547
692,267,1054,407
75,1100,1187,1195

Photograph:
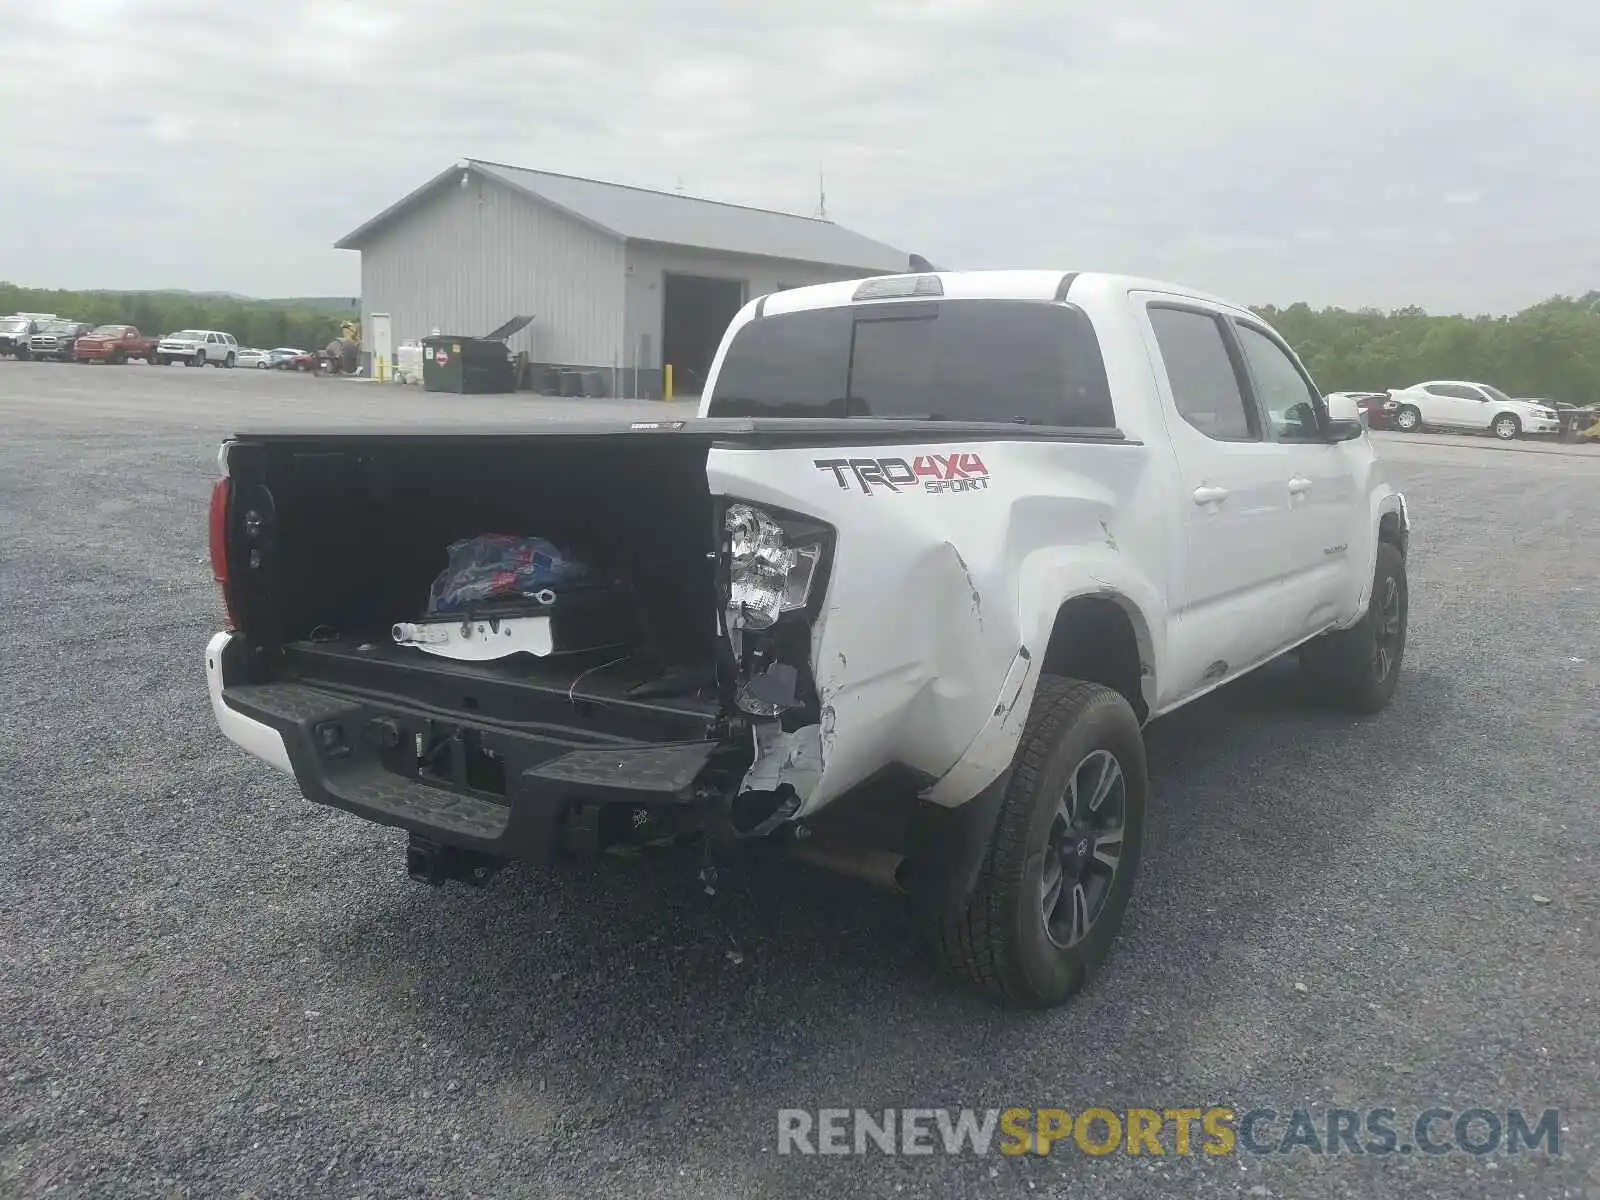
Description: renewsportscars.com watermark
777,1106,1563,1158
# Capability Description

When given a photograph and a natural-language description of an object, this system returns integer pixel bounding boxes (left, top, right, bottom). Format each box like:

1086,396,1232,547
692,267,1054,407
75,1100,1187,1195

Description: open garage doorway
662,273,746,397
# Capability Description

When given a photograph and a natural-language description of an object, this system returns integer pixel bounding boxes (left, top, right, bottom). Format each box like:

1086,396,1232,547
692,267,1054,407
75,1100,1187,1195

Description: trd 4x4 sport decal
813,453,990,495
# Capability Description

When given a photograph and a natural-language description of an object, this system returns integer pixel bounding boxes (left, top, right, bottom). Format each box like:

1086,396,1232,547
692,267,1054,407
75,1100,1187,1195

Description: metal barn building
334,159,914,397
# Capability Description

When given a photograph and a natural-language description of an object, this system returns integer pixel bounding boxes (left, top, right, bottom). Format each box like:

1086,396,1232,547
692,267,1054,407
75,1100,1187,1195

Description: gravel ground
1,362,1596,1200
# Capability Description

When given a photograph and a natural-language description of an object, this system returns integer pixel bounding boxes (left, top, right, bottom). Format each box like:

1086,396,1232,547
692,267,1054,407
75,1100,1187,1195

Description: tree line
0,282,353,351
1255,292,1600,403
7,280,1599,401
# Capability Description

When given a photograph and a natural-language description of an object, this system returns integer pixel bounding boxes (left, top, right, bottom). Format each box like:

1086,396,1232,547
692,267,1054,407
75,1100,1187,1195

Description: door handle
1288,476,1314,495
1192,485,1230,506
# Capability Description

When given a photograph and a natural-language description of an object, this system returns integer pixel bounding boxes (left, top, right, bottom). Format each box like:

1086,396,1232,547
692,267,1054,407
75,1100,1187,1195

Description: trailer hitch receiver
406,833,504,887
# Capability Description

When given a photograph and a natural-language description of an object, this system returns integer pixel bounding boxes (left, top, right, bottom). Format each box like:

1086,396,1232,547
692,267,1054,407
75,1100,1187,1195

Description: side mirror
1326,418,1365,442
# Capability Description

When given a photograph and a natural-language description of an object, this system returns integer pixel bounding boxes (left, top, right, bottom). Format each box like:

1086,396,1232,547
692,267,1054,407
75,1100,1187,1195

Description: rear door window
706,299,1115,426
1146,306,1259,442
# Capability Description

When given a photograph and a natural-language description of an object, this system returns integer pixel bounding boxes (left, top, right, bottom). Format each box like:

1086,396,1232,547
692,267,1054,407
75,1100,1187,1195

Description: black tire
928,677,1147,1008
1393,404,1422,432
1492,413,1520,441
1299,541,1408,714
223,352,236,368
110,349,125,365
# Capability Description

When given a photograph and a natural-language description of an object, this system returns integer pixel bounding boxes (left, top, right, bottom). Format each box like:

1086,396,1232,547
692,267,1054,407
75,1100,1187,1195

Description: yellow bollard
663,363,673,400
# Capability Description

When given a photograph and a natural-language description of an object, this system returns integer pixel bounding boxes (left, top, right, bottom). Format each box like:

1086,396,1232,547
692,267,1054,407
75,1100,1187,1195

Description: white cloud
1,0,1596,312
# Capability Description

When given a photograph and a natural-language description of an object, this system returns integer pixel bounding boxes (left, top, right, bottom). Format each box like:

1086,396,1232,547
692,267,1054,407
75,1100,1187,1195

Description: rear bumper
207,631,293,772
206,632,730,861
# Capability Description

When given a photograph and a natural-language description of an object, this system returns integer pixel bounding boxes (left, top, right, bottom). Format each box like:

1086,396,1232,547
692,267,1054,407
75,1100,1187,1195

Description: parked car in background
73,325,159,364
235,347,272,369
1328,391,1396,430
1385,381,1559,440
29,320,96,362
155,330,240,367
0,313,56,358
266,347,311,370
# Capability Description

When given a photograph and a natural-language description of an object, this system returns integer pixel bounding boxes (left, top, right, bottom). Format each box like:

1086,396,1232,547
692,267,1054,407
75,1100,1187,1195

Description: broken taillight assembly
722,502,826,631
718,501,833,720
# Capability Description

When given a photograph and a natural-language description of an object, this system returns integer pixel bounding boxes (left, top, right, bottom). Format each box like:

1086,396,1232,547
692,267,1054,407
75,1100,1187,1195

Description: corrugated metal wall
358,173,625,365
623,242,872,390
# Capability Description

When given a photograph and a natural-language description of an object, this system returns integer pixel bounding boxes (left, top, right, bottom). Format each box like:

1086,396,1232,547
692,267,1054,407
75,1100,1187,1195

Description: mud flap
900,767,1012,921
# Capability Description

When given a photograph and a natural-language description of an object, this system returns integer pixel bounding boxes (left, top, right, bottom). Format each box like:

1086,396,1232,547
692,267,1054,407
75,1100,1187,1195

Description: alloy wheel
1372,574,1403,682
1040,749,1127,950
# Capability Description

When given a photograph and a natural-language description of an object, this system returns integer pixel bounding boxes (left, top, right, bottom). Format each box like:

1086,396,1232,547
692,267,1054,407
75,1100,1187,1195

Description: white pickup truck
204,270,1411,1008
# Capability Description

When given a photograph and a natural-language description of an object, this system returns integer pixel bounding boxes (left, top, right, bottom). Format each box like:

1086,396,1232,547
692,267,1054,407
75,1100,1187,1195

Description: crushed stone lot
1,362,1596,1199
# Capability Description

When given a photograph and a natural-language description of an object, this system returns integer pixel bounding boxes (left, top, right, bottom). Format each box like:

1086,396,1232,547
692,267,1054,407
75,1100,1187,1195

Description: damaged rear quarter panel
706,438,1163,815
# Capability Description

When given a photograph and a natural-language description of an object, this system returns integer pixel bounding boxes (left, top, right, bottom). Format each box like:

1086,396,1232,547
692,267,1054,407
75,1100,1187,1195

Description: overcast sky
4,0,1597,313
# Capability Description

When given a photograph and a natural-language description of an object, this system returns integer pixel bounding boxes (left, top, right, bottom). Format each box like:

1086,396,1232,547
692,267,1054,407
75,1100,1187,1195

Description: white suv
1386,380,1559,440
155,329,240,368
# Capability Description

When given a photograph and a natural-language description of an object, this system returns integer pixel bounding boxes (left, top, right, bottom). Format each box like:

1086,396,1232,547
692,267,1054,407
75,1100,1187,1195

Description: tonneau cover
231,417,1137,449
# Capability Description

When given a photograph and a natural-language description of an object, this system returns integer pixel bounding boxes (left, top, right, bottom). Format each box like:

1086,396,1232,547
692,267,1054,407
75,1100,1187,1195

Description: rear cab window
704,299,1116,427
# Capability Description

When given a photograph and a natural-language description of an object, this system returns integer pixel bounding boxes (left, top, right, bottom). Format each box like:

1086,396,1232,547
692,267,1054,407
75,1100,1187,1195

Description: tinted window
1147,307,1256,441
705,299,1115,426
1235,323,1323,441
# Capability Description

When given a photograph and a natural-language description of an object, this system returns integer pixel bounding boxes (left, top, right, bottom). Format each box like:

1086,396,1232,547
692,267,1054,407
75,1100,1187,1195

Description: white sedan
235,348,273,369
1385,380,1560,440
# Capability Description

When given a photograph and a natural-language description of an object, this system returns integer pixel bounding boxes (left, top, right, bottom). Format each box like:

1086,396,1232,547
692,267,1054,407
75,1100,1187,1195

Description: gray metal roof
335,159,911,273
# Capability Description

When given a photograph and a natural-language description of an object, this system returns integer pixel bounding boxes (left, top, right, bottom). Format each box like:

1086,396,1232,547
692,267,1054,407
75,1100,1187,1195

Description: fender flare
1350,490,1410,616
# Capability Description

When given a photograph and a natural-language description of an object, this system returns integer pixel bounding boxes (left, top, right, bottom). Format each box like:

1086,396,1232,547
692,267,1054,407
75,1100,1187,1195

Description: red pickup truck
73,324,160,364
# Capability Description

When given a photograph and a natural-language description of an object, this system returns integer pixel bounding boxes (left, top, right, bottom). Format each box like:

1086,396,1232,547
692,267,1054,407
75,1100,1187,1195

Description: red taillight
208,476,238,628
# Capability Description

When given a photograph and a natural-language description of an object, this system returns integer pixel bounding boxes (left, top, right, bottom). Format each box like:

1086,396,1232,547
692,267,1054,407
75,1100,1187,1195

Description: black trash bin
421,316,533,395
